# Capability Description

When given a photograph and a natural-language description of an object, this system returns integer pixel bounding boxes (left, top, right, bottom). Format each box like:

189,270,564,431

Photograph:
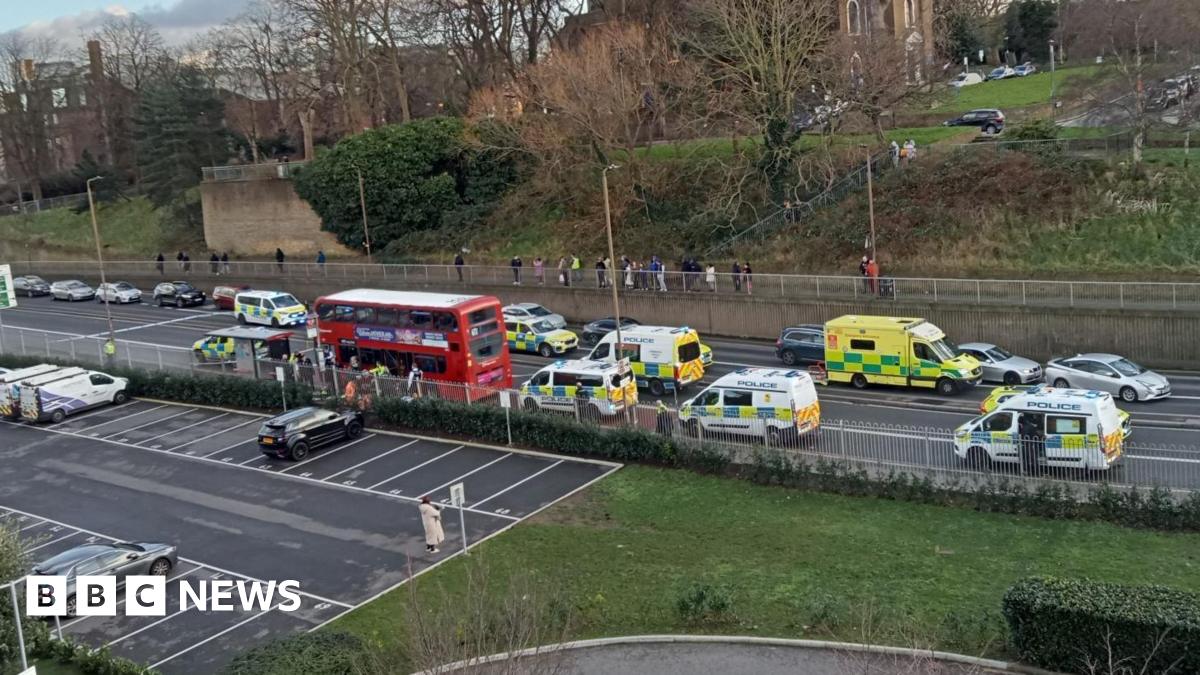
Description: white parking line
203,437,257,458
278,434,377,473
473,461,563,507
171,418,263,451
106,605,197,647
83,312,209,338
19,519,47,531
63,566,200,629
136,413,230,445
78,405,168,431
149,605,279,670
27,530,81,552
366,446,463,490
102,409,193,439
47,404,134,428
421,453,512,497
321,440,419,481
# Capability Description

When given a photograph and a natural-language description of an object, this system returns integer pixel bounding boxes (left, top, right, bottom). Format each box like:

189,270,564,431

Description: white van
588,325,705,395
680,368,820,443
1,364,63,419
953,388,1124,471
235,290,308,327
18,368,129,423
519,359,638,416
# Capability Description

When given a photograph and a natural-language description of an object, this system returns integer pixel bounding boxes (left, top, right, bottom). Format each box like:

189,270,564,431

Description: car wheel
237,313,247,325
850,373,868,389
289,441,309,461
270,317,280,328
936,378,959,396
346,420,363,438
112,390,128,404
175,298,182,308
767,426,783,446
984,124,997,135
157,296,165,306
149,557,172,576
50,409,66,424
1002,371,1021,386
65,594,77,618
1053,378,1070,388
1119,386,1139,403
538,343,554,358
523,398,539,412
781,350,798,366
966,446,990,469
648,378,666,397
194,349,207,363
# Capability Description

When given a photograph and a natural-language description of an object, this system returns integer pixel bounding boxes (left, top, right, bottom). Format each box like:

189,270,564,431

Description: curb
413,634,1056,674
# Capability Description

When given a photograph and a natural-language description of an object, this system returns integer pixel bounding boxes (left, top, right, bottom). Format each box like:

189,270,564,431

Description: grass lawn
0,196,201,260
331,466,1200,665
924,65,1106,114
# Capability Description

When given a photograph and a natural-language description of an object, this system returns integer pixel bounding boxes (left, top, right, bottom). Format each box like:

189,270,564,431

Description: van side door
720,388,755,433
1044,413,1089,466
980,411,1017,461
86,373,116,406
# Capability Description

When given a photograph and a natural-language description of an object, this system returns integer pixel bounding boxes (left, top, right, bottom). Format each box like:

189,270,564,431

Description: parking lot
1,399,618,673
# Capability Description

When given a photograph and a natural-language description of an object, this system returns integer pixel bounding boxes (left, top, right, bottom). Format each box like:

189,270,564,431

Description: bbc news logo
25,577,303,616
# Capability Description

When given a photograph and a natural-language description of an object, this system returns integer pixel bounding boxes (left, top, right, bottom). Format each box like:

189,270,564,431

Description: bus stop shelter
204,326,295,377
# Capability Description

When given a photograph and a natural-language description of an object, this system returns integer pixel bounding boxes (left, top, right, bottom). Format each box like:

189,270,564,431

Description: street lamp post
1049,39,1058,119
862,146,877,261
601,164,624,354
356,168,373,263
87,176,117,352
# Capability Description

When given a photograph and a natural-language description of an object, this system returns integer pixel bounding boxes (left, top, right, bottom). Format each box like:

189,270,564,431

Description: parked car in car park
955,342,1041,385
943,108,1005,135
502,303,567,330
50,280,95,301
258,407,365,461
948,72,984,88
580,316,641,346
1013,63,1038,77
776,324,825,366
96,281,142,304
153,281,206,307
212,285,250,310
987,66,1016,80
1044,354,1171,402
32,541,177,617
13,275,51,296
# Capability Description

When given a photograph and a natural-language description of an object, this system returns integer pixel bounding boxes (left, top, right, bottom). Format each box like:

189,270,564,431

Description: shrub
30,636,150,674
675,583,734,625
222,631,368,675
1002,577,1200,674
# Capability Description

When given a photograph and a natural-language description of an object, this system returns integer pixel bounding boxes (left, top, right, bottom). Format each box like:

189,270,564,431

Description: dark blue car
775,325,825,366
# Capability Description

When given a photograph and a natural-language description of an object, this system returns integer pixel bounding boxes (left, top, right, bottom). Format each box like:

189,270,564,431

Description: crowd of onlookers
465,253,758,295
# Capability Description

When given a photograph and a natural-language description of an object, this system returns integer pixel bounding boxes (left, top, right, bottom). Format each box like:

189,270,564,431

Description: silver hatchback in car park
956,342,1042,385
1044,353,1171,402
50,280,96,301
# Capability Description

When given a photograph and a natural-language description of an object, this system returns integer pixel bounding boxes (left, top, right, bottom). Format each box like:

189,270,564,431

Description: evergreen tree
71,150,124,211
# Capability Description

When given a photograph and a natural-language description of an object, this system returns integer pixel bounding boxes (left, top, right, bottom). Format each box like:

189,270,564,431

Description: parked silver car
31,541,177,616
502,303,567,330
956,342,1042,385
97,281,142,304
1044,353,1171,402
50,280,95,301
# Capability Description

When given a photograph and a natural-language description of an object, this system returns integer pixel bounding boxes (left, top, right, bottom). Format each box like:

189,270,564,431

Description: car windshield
273,294,300,307
115,283,133,290
177,283,195,292
28,276,45,283
527,306,552,317
530,320,556,333
987,347,1013,361
930,339,957,362
68,281,86,289
1111,358,1146,377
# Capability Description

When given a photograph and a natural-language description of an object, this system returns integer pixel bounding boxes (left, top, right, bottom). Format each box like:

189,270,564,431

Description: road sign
0,264,16,309
450,482,465,507
306,315,318,339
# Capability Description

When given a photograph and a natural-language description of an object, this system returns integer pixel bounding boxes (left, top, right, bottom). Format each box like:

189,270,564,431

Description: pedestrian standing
419,496,444,553
176,251,184,271
534,257,545,285
182,252,191,273
454,251,465,281
210,253,220,275
638,261,649,290
596,258,606,288
510,255,523,285
316,250,326,269
275,247,285,273
742,262,753,295
655,400,674,437
624,258,634,290
890,140,900,168
859,255,870,293
705,263,717,292
155,253,165,276
905,139,917,162
656,258,667,292
866,257,880,295
732,261,742,292
571,254,582,284
558,257,569,287
221,252,231,274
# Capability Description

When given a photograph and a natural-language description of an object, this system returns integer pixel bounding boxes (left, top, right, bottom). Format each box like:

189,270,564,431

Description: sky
4,0,252,46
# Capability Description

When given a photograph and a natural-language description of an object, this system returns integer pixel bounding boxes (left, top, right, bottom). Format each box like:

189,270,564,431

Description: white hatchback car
502,303,567,330
97,281,142,304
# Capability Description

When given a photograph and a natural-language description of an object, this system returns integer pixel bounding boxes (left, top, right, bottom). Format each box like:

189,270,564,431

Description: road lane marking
82,312,210,338
320,439,419,481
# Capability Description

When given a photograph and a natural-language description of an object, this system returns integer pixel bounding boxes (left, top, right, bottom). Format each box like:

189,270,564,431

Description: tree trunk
299,108,315,161
1133,58,1144,166
389,55,412,123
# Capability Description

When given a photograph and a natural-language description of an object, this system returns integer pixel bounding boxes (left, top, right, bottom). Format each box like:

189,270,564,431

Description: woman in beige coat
419,496,444,553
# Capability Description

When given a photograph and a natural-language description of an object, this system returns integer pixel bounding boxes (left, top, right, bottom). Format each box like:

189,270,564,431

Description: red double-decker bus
313,289,511,388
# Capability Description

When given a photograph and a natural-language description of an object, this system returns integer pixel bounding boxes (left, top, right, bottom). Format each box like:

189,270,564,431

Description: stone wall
199,178,352,257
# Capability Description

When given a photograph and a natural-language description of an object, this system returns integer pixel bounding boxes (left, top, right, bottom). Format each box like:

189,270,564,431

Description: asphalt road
1,399,615,673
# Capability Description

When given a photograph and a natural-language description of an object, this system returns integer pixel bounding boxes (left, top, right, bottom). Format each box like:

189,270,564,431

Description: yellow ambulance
823,315,982,395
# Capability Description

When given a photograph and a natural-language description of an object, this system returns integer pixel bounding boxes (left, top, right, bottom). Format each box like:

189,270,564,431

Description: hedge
32,635,153,674
1003,577,1200,674
0,354,313,412
222,630,367,675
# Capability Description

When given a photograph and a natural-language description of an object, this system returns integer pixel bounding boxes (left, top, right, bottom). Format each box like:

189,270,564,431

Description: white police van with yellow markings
235,290,308,327
953,388,1124,471
520,359,637,416
588,325,706,396
680,368,820,443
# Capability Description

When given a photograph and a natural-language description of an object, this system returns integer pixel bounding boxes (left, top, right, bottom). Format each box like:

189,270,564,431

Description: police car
235,290,308,327
680,368,820,444
505,319,579,357
192,336,236,362
520,360,637,416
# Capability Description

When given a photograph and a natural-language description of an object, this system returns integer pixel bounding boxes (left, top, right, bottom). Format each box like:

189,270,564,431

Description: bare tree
89,13,167,92
0,32,64,200
286,0,376,133
363,0,415,124
825,34,917,143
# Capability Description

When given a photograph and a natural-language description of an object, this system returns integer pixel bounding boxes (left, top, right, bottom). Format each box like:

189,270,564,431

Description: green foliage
292,118,519,253
222,631,367,675
1009,118,1060,142
1004,1,1058,63
2,522,52,674
942,9,986,61
31,637,152,674
1002,577,1200,674
675,583,735,625
71,151,126,211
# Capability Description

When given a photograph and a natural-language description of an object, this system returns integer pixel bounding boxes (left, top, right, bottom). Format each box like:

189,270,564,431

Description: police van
587,325,705,395
680,368,820,443
519,360,637,416
1,364,62,418
235,290,308,327
953,388,1124,471
17,367,129,423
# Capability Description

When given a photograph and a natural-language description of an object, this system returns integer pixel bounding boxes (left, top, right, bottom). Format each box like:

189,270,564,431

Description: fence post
71,340,77,361
932,279,938,303
815,276,821,298
19,329,25,355
1021,281,1027,306
779,275,784,296
924,434,931,467
1069,283,1074,307
44,334,50,357
1172,284,1177,310
158,348,164,371
975,280,981,304
838,420,846,457
9,582,28,672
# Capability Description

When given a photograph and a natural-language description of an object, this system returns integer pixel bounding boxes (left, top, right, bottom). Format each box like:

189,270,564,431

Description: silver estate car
1044,353,1171,402
32,541,178,616
956,342,1042,385
503,303,567,330
50,280,96,301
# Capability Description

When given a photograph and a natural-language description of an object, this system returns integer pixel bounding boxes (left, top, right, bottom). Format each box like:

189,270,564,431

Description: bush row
0,355,313,412
222,630,367,675
1003,577,1200,674
32,635,152,675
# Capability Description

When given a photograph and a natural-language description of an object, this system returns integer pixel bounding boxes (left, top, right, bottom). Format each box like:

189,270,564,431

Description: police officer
656,400,673,437
1018,414,1040,476
103,339,117,364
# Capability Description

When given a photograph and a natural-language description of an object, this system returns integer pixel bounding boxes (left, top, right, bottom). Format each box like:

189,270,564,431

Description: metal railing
3,323,1198,499
0,192,89,217
10,260,1200,311
201,161,309,182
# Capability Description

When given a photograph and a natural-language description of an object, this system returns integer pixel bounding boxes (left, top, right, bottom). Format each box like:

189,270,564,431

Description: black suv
775,324,825,366
580,316,641,346
258,407,365,461
943,108,1005,135
153,281,206,307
